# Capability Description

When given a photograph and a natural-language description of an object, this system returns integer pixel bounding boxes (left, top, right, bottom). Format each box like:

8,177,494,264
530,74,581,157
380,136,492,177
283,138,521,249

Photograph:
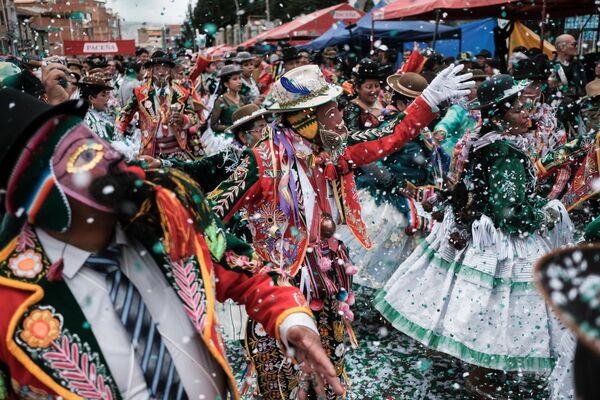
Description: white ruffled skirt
339,190,423,289
375,200,574,372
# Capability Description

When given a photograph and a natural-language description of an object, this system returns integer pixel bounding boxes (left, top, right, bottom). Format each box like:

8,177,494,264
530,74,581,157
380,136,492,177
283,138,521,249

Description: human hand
42,63,75,105
286,326,344,399
421,64,475,107
169,112,184,127
138,155,162,169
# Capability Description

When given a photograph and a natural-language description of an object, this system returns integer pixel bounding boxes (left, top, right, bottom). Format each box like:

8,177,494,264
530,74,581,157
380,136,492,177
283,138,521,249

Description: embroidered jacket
208,96,436,276
0,170,310,400
115,80,199,157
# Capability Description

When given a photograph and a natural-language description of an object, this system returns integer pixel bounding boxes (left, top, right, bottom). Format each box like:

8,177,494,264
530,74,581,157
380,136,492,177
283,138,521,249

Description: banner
509,21,556,59
63,40,136,56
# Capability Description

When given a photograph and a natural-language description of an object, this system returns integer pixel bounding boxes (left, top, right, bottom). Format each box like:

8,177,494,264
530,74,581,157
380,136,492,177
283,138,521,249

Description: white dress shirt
36,226,316,399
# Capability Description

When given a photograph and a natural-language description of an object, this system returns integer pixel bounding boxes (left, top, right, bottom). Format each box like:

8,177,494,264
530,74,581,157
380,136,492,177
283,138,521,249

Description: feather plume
280,76,311,96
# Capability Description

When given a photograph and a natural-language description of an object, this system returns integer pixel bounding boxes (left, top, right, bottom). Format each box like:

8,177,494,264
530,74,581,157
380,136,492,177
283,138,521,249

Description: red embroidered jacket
115,80,199,157
208,96,436,276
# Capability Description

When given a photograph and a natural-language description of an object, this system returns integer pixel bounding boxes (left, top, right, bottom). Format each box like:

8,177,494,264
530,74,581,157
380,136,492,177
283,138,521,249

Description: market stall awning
373,0,596,21
297,22,351,51
241,3,364,47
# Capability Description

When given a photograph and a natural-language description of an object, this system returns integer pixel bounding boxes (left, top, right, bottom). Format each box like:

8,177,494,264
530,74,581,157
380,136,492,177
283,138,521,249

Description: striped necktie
86,247,188,400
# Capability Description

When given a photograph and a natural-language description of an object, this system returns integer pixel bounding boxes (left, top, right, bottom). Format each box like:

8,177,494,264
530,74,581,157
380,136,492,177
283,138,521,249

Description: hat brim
534,243,600,356
76,82,114,91
0,88,88,188
227,109,272,132
267,84,343,112
467,80,530,110
146,59,176,68
386,75,422,98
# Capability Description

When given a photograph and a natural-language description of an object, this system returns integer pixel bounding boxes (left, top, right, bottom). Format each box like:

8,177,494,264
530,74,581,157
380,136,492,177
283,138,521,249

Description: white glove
421,64,475,108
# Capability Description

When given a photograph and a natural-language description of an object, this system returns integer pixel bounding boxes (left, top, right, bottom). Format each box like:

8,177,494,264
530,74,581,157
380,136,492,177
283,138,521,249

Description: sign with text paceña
332,10,362,20
63,40,136,56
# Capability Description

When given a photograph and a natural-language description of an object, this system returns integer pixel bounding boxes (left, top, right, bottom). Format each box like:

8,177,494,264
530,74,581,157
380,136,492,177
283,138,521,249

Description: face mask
52,124,124,213
285,109,319,139
316,102,349,151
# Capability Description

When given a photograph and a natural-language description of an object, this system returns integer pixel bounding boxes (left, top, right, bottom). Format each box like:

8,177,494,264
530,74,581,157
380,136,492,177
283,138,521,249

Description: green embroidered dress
375,133,573,372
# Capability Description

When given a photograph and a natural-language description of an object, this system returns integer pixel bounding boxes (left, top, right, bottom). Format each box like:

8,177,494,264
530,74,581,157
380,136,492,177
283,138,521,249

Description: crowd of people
0,31,599,400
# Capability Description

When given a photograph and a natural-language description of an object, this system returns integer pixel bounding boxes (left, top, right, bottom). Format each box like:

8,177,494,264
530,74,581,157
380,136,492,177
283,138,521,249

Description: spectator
550,34,587,98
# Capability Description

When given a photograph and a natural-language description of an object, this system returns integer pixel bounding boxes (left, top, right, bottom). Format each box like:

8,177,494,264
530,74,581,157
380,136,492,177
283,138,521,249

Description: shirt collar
35,225,128,279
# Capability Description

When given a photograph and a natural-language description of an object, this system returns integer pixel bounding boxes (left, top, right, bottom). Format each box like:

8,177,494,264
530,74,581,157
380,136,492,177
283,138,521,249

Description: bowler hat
227,104,271,133
146,50,176,68
467,74,530,110
386,72,428,98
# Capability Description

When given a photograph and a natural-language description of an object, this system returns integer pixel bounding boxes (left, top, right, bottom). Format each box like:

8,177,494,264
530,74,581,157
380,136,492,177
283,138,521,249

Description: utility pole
265,0,270,22
232,0,242,44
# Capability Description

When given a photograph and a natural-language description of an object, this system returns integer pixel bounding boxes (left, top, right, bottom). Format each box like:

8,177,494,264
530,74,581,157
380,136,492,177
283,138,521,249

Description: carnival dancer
77,75,116,142
235,51,262,105
375,75,574,399
343,58,385,131
208,64,474,399
0,87,343,400
345,72,443,288
116,50,199,160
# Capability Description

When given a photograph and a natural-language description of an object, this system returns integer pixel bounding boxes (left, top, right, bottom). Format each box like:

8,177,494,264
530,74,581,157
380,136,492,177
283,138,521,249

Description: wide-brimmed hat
534,243,600,356
0,88,87,189
218,64,241,78
268,64,343,112
585,79,600,98
227,104,271,133
75,75,114,91
86,54,107,68
467,74,530,110
281,45,299,62
353,58,382,81
512,58,547,81
386,72,428,98
476,49,492,58
234,51,255,63
146,50,176,68
66,58,83,69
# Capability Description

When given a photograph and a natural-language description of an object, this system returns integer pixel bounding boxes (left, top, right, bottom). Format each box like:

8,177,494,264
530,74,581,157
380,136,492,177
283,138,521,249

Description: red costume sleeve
214,263,311,339
344,96,436,166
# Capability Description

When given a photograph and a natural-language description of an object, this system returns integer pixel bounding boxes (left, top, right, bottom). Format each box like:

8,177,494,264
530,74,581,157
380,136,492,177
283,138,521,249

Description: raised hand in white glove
421,64,475,108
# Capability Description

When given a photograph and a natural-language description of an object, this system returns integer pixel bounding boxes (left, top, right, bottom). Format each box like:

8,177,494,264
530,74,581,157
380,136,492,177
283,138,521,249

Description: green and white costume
376,133,573,372
84,108,115,142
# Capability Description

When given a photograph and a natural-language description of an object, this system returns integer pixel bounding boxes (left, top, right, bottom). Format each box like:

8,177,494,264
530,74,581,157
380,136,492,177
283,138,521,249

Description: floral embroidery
170,257,207,333
9,250,44,279
16,306,116,400
209,155,250,218
225,251,260,273
20,309,61,348
254,323,267,337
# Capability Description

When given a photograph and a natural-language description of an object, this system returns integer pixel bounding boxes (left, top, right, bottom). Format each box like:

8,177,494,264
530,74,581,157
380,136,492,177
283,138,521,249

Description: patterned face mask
316,102,349,152
285,108,319,139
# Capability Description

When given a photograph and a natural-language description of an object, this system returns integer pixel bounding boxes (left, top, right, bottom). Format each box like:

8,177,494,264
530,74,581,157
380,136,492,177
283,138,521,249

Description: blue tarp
297,22,351,51
403,18,497,58
353,2,460,41
299,1,461,51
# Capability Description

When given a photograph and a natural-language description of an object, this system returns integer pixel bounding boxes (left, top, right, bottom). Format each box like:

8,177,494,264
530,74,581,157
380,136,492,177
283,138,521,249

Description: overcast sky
106,0,189,24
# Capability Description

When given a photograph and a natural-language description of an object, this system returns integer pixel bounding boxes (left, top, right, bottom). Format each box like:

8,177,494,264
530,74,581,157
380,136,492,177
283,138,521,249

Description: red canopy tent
373,0,596,21
241,3,364,47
